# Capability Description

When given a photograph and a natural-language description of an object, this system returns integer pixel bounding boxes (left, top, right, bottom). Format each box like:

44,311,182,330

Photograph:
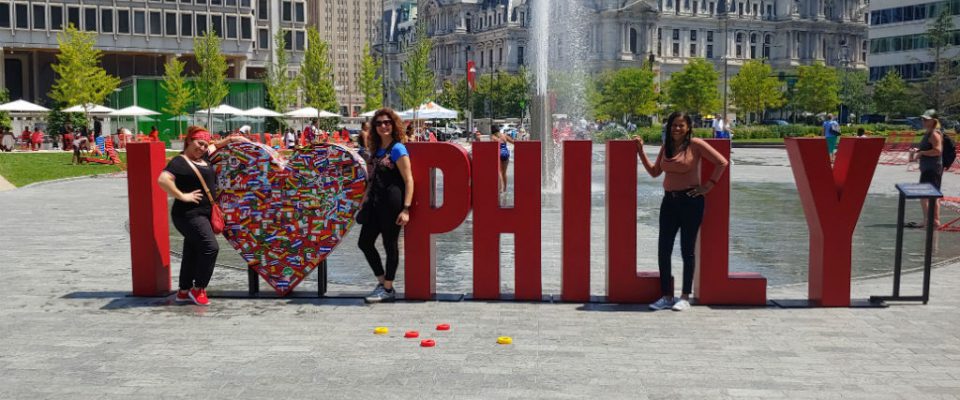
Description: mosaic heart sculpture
211,142,367,296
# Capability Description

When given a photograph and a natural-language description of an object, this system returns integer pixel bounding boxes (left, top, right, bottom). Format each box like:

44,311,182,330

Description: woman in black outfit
358,108,414,303
157,126,247,306
909,110,944,228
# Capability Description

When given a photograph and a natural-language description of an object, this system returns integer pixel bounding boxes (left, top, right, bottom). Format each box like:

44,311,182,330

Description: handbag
181,155,225,234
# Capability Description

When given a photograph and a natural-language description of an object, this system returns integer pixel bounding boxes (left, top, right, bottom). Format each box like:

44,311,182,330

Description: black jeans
172,213,219,290
358,207,403,282
658,192,705,297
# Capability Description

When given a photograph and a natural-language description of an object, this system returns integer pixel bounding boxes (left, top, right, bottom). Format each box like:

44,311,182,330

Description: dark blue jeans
658,192,705,297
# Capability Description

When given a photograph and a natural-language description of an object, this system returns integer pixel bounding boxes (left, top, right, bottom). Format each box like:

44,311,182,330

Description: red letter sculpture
695,139,767,305
472,141,542,300
128,142,171,296
785,137,884,306
605,140,665,303
561,140,592,302
404,143,472,300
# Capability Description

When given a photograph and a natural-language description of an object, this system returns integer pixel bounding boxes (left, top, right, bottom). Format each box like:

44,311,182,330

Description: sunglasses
374,120,393,127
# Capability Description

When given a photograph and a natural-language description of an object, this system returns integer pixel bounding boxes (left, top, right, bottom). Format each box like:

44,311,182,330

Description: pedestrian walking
823,113,841,162
634,111,729,312
907,110,945,229
711,116,726,139
157,126,248,306
357,108,414,303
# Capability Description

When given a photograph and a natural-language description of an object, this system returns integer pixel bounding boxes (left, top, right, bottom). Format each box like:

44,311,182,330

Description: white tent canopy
359,110,377,118
195,104,244,115
399,102,458,119
0,99,50,113
241,107,283,117
109,105,160,117
285,107,339,119
63,104,116,114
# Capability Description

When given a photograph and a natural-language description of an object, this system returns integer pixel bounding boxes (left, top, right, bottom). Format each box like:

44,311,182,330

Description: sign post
870,183,943,305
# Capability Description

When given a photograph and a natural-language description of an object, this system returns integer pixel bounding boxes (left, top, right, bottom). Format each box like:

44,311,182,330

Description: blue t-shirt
823,120,840,137
374,142,409,163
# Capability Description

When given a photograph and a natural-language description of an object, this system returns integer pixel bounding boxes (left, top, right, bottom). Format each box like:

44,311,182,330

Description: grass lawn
0,151,182,187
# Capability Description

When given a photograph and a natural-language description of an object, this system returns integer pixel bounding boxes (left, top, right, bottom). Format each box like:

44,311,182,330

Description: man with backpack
823,113,841,162
908,109,956,228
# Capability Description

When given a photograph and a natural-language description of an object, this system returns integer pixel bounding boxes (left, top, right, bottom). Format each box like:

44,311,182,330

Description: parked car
860,114,886,124
760,119,790,126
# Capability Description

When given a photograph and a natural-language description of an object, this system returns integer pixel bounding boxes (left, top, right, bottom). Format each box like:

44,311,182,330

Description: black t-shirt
163,154,217,217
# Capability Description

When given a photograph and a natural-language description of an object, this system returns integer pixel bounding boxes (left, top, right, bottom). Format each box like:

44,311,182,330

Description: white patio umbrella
0,99,50,113
195,104,244,116
399,101,458,119
285,107,340,119
359,110,377,118
109,105,160,117
195,104,244,132
63,104,116,114
109,106,161,136
241,107,283,118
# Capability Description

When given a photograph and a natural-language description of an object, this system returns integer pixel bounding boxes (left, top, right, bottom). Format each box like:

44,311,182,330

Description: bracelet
403,205,411,210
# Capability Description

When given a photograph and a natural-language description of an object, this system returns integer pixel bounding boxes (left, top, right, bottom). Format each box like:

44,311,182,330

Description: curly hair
664,111,693,158
366,108,406,154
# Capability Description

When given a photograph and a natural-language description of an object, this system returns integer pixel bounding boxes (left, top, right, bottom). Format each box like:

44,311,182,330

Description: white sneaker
671,298,691,311
649,297,676,310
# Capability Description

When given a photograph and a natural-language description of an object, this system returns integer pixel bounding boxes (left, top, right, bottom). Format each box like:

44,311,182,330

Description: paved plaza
1,148,960,399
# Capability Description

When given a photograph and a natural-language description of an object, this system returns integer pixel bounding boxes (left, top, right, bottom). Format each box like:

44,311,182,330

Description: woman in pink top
634,111,729,311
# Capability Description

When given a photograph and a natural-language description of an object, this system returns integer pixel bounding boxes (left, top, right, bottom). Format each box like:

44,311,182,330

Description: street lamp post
465,45,472,137
720,0,730,122
838,43,850,124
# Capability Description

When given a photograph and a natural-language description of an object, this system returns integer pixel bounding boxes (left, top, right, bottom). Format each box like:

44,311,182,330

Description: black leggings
172,213,219,290
358,208,403,282
658,193,705,297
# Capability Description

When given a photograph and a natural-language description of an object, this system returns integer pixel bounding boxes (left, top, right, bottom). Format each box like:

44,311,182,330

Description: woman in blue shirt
358,108,415,303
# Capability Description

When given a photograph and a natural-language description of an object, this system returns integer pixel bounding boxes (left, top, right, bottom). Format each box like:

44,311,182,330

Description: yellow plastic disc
497,336,513,345
374,327,389,335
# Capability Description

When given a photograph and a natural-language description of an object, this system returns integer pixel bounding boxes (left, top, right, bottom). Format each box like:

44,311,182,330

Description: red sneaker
174,290,190,303
188,288,210,306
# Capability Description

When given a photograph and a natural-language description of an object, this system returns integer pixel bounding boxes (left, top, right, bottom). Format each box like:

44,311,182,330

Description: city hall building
409,0,869,109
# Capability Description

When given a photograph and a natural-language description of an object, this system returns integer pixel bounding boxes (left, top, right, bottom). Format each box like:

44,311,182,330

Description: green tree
839,69,871,122
0,88,10,131
666,58,721,116
730,60,784,124
436,79,464,115
398,23,435,119
873,70,919,119
49,25,121,123
300,29,339,129
264,31,297,130
927,7,954,111
791,62,839,115
359,43,384,112
595,65,658,122
160,58,194,137
193,30,229,129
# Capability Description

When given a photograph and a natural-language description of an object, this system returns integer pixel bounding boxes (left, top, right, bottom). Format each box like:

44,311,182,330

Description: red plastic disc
420,339,436,347
404,331,420,338
436,324,451,331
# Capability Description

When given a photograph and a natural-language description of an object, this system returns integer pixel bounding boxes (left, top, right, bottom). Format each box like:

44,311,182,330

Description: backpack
942,132,957,170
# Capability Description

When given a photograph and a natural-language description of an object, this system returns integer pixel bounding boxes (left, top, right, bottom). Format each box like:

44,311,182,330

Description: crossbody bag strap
180,154,214,202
